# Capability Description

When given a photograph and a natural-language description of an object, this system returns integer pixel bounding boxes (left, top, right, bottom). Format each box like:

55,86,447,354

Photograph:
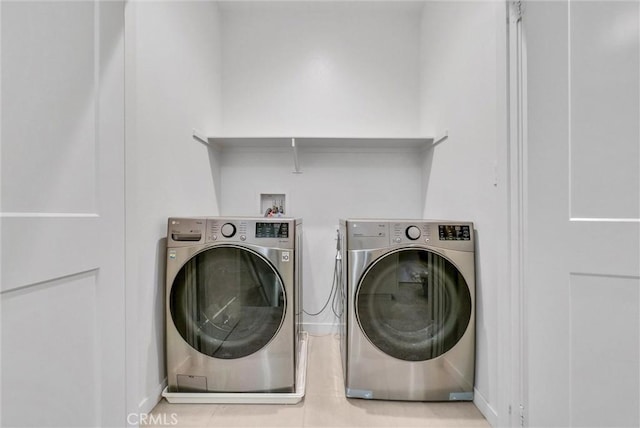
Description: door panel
569,274,639,428
1,1,97,214
569,1,639,220
2,271,100,426
1,216,99,292
569,222,640,276
525,1,640,426
1,1,126,426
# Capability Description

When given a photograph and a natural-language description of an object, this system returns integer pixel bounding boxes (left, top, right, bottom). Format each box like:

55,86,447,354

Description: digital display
438,225,471,241
255,222,289,238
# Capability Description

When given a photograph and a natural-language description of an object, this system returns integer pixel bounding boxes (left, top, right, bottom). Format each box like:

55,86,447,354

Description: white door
1,1,126,426
523,1,639,426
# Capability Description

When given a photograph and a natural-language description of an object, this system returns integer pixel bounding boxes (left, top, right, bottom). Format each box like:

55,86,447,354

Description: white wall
220,1,423,137
125,0,223,415
419,2,507,426
218,1,425,332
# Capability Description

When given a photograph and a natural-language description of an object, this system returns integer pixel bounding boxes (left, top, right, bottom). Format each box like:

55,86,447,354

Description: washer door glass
356,249,472,361
170,246,286,359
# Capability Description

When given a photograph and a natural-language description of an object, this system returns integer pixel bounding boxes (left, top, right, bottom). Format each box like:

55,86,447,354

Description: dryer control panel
343,219,474,252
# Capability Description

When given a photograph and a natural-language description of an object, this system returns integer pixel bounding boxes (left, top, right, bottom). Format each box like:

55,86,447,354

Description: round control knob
220,223,236,238
406,225,421,240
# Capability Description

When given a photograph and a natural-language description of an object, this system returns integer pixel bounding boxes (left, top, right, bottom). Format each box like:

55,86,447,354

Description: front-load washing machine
339,219,475,401
166,217,302,393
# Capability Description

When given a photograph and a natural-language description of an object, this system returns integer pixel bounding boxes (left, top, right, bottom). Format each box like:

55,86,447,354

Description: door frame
505,0,527,426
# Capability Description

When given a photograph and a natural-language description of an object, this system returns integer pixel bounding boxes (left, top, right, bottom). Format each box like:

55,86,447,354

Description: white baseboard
473,387,498,427
139,378,168,415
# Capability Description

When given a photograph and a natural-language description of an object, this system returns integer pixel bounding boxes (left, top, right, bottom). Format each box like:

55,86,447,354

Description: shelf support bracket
433,130,449,146
292,138,301,174
193,129,209,146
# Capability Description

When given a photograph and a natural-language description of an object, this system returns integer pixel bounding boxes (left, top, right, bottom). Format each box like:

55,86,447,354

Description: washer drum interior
170,246,286,360
355,248,472,361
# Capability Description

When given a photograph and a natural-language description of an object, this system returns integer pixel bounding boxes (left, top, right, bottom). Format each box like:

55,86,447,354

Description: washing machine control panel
220,223,236,238
405,225,421,240
345,220,473,251
201,218,295,248
391,222,432,245
438,224,471,241
168,217,297,250
207,220,248,242
255,222,289,238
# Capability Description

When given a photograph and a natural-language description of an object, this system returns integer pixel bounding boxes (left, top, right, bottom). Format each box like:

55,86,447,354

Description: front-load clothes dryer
339,219,475,401
166,217,302,393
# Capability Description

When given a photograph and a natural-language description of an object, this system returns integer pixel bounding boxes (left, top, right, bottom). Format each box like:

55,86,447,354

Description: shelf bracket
292,138,301,174
433,130,449,146
193,129,209,146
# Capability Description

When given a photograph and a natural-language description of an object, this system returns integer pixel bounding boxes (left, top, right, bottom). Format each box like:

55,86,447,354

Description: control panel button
240,235,246,241
221,223,236,238
394,237,402,243
406,226,421,240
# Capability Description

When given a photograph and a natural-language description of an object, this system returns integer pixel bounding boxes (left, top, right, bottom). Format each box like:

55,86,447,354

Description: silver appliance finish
340,219,475,401
166,217,302,393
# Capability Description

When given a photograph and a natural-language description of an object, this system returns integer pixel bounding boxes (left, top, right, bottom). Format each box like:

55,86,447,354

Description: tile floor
146,334,490,427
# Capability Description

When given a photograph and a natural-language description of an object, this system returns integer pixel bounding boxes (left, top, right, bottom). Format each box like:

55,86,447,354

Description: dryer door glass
356,249,472,361
170,246,286,359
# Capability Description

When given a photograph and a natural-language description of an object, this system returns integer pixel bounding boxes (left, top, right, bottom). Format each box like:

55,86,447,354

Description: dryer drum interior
355,249,472,362
170,246,286,360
